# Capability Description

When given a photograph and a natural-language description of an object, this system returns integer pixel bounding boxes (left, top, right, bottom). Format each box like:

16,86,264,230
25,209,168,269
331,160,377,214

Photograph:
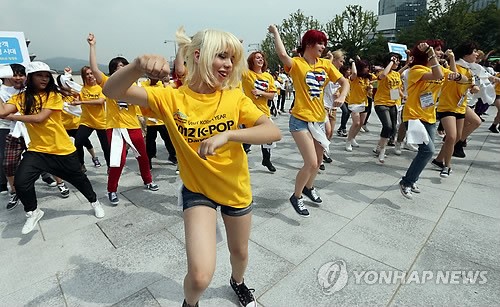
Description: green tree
324,5,379,59
397,0,499,51
261,9,322,72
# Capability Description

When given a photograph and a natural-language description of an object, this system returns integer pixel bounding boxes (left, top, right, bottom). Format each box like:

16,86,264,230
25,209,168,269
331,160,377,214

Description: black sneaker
6,193,20,210
57,183,70,198
431,159,444,170
452,141,466,158
323,152,333,163
230,277,256,307
440,166,451,178
302,186,322,203
92,157,102,168
489,124,499,133
108,192,119,206
262,160,276,173
289,194,309,217
319,163,325,171
182,299,199,307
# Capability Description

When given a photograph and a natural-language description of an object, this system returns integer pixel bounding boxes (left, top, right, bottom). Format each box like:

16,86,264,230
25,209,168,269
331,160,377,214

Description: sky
1,0,378,63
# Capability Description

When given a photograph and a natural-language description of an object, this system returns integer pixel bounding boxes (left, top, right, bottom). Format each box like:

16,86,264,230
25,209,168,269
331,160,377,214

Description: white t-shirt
0,84,21,130
323,81,341,109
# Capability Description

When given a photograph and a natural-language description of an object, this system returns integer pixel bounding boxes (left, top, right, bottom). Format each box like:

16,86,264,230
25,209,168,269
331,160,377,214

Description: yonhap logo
317,259,348,295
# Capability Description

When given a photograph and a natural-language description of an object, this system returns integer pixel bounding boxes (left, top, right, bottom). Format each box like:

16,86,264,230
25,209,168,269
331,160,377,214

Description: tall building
468,0,500,10
378,0,427,30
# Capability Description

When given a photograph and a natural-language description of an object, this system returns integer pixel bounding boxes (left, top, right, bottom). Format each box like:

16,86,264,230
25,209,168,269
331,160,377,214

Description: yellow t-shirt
144,85,264,208
8,92,76,155
495,73,500,95
437,65,473,114
349,76,371,106
79,84,106,129
241,70,277,117
99,73,141,129
140,80,165,126
374,70,402,107
403,65,444,124
287,57,343,122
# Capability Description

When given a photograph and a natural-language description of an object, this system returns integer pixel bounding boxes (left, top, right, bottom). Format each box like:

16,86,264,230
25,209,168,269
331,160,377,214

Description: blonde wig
176,26,244,90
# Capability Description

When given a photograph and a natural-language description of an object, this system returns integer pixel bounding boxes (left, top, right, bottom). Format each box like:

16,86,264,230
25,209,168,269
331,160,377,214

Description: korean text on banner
388,42,408,61
0,31,30,67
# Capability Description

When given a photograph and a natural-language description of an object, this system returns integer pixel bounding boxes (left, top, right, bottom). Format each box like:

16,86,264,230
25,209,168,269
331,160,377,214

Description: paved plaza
1,101,499,306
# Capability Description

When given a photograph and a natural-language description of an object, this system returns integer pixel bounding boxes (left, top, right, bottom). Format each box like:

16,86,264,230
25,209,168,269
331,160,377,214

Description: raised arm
349,58,357,80
268,25,293,69
87,33,104,85
445,49,457,72
379,56,397,80
419,43,444,81
102,54,170,108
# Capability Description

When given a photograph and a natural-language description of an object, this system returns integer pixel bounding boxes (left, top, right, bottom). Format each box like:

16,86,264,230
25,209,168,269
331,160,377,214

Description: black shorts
437,111,465,120
181,186,252,217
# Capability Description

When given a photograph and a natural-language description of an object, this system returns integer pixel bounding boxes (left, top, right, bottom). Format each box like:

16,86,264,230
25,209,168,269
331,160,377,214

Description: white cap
26,61,56,75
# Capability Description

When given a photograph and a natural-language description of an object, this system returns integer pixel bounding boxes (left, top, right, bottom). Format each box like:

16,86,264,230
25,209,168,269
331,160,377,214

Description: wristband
431,64,440,68
428,55,436,61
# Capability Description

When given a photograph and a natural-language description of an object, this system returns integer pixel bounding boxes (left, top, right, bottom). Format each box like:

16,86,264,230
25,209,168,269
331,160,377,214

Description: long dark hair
108,57,129,75
355,59,371,79
23,73,58,115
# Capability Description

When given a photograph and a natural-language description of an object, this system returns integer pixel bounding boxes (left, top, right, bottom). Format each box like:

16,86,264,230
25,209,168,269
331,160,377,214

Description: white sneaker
360,127,366,133
395,142,402,155
91,200,105,218
21,208,44,234
378,148,386,164
362,124,369,132
345,141,353,152
404,142,418,152
351,139,360,147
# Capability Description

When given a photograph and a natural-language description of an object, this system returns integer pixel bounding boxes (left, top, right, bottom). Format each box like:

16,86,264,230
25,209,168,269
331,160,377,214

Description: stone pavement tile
408,163,468,193
97,205,182,249
112,288,161,307
148,240,294,306
250,175,295,226
250,206,349,265
449,181,500,219
331,205,435,270
426,208,500,270
258,241,399,306
390,246,500,306
318,179,384,219
0,220,45,254
341,163,400,189
39,194,134,241
372,183,453,222
0,275,65,306
463,161,500,189
0,224,114,296
58,229,186,306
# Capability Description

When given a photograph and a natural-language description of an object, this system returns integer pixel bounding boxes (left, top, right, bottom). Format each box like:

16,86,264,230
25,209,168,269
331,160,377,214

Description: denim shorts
181,186,252,217
289,114,327,133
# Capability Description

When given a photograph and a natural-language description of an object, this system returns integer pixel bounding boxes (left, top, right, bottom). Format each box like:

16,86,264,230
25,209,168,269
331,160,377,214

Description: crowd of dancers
0,25,499,307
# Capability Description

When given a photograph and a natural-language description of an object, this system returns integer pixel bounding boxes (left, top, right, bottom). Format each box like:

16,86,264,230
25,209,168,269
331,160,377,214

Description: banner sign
0,31,30,67
388,42,408,61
